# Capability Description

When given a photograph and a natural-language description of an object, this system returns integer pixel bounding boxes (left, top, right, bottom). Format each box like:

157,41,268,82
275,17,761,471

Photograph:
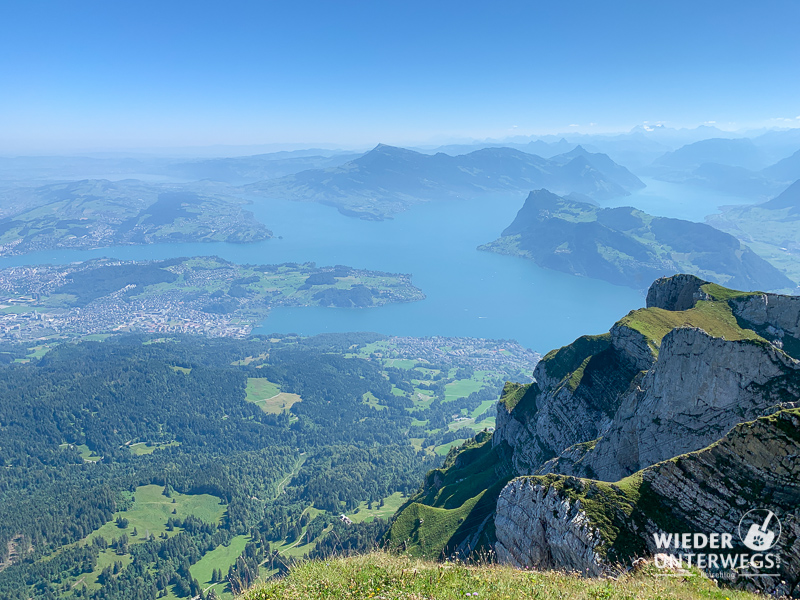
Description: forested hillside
0,333,536,599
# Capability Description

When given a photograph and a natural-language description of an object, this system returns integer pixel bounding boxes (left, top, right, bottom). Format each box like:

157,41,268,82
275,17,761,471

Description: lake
0,193,651,354
600,176,754,222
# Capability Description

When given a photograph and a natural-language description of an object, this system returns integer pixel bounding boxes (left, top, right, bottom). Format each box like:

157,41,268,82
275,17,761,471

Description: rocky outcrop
498,275,800,482
646,274,710,310
551,327,800,481
489,276,800,594
495,478,604,575
495,409,800,596
608,323,656,371
731,292,800,338
494,327,652,475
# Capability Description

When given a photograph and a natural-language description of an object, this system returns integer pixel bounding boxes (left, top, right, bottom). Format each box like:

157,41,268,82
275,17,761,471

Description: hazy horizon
2,122,800,158
1,0,799,154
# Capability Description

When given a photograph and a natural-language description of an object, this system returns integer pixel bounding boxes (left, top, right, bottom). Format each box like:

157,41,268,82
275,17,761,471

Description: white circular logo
738,509,781,552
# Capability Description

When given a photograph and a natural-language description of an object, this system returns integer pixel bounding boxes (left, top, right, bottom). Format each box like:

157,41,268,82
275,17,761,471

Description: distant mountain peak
529,188,563,199
468,146,529,159
564,145,590,157
522,188,572,209
353,144,425,166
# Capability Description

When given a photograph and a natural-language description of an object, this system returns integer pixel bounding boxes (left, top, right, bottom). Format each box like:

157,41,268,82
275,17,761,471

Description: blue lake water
0,193,648,353
599,177,754,222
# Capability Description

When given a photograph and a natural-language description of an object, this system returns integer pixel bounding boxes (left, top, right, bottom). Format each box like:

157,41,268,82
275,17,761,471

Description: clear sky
1,0,799,153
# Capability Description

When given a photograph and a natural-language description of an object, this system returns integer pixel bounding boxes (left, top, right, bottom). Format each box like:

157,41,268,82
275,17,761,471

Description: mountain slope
549,145,645,191
387,275,800,595
763,149,800,183
759,178,800,211
646,138,785,199
245,144,643,219
708,179,800,282
495,407,799,597
479,189,795,291
496,274,800,481
0,179,270,256
653,138,767,171
243,550,765,600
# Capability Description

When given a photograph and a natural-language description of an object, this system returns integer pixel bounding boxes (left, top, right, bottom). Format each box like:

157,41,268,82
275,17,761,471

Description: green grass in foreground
244,552,760,600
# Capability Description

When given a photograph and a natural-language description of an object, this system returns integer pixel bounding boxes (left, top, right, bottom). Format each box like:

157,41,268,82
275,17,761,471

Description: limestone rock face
646,273,710,310
570,327,800,481
608,323,655,372
491,275,800,595
731,292,800,338
495,326,651,475
495,478,603,576
498,274,800,482
638,409,800,598
495,409,800,596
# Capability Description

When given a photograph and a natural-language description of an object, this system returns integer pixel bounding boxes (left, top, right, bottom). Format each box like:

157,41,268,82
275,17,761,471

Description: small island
0,257,425,341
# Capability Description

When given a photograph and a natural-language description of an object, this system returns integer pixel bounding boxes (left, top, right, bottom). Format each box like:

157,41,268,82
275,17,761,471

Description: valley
0,332,537,599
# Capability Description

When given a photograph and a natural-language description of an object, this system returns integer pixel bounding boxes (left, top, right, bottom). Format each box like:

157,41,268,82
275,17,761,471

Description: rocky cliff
495,408,800,596
497,275,800,482
389,274,800,595
544,326,800,481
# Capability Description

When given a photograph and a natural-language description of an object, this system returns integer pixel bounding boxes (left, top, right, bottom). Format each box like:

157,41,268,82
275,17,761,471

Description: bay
599,176,754,222
0,194,644,353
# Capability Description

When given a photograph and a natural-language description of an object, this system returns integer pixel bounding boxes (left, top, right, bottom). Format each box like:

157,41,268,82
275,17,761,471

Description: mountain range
646,137,800,199
245,144,644,220
479,188,795,291
0,151,361,186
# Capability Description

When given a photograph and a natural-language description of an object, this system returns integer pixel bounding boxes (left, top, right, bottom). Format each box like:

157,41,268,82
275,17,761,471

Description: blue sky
1,0,799,152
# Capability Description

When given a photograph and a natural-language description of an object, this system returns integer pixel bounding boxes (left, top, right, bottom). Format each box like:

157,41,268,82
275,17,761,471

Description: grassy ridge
385,433,512,559
243,551,760,600
618,301,764,350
